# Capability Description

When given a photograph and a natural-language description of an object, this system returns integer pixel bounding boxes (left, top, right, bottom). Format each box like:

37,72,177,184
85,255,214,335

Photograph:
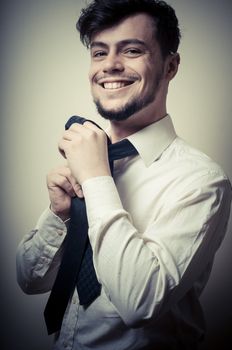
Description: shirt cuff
81,176,124,226
34,207,68,248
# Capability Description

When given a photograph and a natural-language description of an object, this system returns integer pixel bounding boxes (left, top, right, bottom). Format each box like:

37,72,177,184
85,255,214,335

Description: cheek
88,62,98,83
88,69,94,84
128,59,153,80
138,66,154,90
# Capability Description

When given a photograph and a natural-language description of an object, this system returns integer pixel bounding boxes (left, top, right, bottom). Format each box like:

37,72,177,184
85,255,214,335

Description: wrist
49,205,70,222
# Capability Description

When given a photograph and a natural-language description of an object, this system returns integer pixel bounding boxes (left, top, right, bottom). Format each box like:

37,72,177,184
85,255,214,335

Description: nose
103,52,124,74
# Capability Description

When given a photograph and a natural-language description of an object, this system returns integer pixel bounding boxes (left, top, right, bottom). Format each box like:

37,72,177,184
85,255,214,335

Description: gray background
0,0,231,349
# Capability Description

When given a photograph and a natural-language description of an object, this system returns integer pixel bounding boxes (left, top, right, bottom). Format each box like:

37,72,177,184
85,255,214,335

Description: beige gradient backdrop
0,0,231,349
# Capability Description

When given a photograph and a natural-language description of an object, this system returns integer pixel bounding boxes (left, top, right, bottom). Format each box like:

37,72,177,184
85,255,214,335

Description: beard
94,68,164,122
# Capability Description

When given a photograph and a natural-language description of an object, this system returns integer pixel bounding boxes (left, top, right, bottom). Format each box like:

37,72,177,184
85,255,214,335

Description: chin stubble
94,68,164,122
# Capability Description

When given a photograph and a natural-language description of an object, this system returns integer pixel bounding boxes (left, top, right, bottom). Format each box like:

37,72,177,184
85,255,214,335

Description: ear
164,53,180,81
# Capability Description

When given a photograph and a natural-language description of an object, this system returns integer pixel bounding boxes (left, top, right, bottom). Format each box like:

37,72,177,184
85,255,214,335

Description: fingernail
77,189,84,198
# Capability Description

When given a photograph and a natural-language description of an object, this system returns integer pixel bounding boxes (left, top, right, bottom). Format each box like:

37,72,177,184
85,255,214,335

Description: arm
16,208,68,294
16,165,83,294
82,173,231,327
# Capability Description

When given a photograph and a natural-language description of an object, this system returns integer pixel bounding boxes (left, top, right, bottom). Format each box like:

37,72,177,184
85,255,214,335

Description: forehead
90,13,157,47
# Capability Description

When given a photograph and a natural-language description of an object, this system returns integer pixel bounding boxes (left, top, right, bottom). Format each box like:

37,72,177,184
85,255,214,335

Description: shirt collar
127,114,177,167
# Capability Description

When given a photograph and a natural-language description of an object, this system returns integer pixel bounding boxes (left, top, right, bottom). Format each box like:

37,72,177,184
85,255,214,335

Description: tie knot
108,139,138,161
65,115,138,163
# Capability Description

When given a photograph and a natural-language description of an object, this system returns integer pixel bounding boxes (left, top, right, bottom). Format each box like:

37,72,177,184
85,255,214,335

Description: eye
123,48,143,57
92,50,107,60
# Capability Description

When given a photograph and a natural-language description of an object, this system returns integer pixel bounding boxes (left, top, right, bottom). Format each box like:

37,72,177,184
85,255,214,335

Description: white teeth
103,82,130,89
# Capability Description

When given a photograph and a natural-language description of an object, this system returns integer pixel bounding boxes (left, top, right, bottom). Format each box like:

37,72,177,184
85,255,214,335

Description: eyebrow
90,39,148,50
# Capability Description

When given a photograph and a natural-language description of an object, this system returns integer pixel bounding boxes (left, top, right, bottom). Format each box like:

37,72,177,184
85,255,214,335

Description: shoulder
160,137,232,200
167,137,228,177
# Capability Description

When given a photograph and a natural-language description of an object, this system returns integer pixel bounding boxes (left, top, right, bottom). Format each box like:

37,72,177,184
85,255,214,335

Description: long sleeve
81,173,231,327
16,208,68,294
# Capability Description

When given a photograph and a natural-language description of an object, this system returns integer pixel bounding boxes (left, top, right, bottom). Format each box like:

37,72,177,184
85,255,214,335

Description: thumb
73,183,84,198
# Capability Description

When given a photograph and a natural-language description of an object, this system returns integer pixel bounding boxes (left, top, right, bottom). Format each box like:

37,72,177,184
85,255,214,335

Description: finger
58,139,69,158
83,121,106,143
58,130,81,157
63,128,81,141
56,166,83,197
69,123,85,133
48,173,76,197
57,166,84,199
83,121,102,133
73,183,84,198
70,121,99,137
49,166,78,197
67,173,84,198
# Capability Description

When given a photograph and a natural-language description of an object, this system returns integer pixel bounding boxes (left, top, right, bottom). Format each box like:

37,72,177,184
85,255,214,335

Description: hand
46,165,83,221
58,121,111,185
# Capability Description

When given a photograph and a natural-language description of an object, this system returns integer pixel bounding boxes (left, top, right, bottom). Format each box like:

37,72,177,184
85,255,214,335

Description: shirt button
72,297,77,304
63,342,68,348
57,229,64,236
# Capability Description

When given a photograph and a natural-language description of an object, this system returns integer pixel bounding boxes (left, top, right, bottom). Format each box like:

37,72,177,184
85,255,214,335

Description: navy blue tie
44,116,138,335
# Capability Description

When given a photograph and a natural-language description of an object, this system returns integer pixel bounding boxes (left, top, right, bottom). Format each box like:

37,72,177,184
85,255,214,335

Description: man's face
89,13,166,121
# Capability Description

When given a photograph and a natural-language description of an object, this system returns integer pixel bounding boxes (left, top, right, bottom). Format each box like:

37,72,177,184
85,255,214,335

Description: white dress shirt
16,115,231,350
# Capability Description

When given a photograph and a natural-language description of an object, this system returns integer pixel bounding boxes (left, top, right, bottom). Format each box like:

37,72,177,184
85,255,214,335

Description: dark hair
77,0,181,58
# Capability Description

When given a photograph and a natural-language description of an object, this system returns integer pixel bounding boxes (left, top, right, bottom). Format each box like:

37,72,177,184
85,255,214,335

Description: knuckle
60,177,68,188
99,129,105,138
87,130,96,139
69,123,78,131
47,168,56,178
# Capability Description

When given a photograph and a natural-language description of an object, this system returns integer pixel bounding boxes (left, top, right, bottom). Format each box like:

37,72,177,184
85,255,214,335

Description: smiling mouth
100,81,135,90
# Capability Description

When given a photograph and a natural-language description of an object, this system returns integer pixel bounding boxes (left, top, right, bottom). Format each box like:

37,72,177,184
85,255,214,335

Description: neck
107,104,167,143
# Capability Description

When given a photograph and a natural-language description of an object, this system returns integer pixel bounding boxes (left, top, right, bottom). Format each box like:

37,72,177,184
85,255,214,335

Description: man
16,0,231,349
